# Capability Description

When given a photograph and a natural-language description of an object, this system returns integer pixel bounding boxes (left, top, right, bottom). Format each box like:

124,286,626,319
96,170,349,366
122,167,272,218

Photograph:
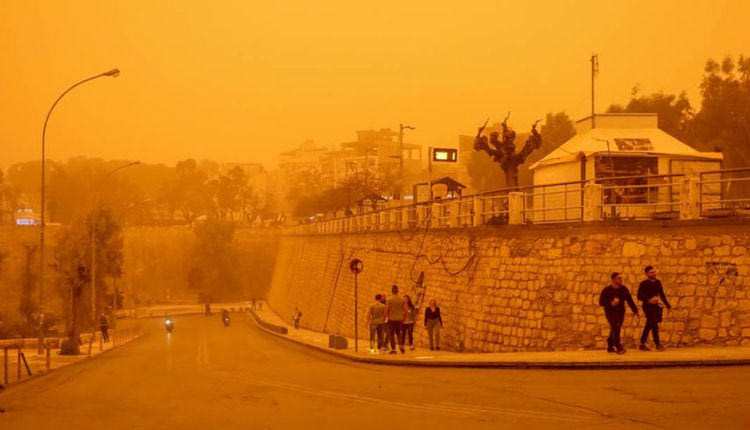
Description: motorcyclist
221,309,230,326
164,314,174,332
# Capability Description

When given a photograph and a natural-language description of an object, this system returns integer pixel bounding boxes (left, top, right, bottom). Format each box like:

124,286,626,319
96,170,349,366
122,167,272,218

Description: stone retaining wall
268,221,750,352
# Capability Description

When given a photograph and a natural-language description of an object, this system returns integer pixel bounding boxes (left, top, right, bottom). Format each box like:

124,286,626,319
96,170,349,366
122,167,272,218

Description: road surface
1,314,748,429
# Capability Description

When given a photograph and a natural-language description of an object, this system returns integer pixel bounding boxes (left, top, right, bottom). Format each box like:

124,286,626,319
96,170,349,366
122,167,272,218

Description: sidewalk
250,303,750,369
2,325,142,386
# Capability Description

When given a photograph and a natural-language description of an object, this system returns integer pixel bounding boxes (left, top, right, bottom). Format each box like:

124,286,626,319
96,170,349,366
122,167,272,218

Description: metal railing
479,190,510,225
699,168,750,215
522,180,586,223
287,168,750,234
599,173,684,220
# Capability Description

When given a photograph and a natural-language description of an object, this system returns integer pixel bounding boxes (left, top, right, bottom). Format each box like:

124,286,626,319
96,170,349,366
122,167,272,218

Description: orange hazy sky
1,0,749,169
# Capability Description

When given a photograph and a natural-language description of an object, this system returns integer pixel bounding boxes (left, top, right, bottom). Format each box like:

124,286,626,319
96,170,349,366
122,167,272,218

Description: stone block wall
267,221,750,352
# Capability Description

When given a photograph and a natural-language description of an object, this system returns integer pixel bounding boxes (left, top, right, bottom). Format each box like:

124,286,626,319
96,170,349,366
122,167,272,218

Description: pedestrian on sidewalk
599,272,638,354
379,292,389,348
402,295,417,351
251,298,256,311
99,313,110,343
424,299,443,351
292,307,303,329
366,294,386,353
257,301,263,311
384,285,407,354
637,265,672,351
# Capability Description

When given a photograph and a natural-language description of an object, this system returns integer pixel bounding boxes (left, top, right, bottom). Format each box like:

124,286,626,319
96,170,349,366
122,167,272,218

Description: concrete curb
248,310,288,334
247,311,750,370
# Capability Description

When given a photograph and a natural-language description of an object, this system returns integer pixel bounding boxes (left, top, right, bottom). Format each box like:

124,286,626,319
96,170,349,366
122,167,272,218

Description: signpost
428,147,459,200
349,259,363,353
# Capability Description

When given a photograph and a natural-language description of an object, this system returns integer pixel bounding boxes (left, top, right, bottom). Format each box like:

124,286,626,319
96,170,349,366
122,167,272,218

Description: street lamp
398,123,415,172
38,68,120,353
90,161,140,333
110,198,152,328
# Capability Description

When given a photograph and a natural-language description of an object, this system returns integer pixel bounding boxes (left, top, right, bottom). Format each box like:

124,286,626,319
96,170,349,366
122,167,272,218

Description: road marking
222,372,595,423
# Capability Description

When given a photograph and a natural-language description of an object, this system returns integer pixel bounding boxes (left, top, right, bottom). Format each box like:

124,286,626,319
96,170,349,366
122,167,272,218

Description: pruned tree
473,112,543,188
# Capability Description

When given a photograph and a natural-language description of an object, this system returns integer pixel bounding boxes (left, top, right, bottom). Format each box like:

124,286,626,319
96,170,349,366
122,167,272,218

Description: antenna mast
591,54,599,128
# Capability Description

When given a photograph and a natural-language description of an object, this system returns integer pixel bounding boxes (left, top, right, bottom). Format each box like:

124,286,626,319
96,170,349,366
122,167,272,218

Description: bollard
17,347,22,380
46,347,51,369
3,347,8,384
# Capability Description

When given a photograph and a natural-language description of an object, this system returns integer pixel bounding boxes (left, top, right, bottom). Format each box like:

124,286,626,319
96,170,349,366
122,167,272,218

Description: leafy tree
0,168,21,225
691,55,750,166
538,111,577,153
167,159,215,225
607,88,693,140
187,220,240,302
216,166,250,221
18,244,38,330
53,207,123,354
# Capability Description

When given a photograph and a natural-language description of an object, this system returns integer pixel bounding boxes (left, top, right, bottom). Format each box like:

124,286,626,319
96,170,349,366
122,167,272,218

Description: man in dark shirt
599,272,638,354
637,265,672,351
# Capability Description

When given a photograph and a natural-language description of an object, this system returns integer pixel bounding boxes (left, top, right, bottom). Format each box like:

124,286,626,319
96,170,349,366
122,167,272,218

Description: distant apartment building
219,162,265,177
278,140,329,179
321,128,422,187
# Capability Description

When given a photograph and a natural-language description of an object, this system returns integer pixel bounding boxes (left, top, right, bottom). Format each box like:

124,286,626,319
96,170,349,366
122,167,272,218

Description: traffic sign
349,259,363,274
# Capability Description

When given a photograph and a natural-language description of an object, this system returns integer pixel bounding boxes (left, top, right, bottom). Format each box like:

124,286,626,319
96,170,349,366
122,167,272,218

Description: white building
529,113,722,221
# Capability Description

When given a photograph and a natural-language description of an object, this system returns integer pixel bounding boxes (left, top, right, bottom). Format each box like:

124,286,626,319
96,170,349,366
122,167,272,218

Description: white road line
222,372,596,423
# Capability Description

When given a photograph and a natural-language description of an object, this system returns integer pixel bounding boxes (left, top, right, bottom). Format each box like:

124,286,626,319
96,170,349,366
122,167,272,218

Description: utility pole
591,54,598,129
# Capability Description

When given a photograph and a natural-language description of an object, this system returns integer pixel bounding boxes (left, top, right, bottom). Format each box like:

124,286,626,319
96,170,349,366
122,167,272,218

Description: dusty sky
1,0,748,169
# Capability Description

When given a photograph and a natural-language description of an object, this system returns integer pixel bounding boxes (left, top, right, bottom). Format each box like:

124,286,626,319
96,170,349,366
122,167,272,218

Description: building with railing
528,113,722,221
286,166,750,234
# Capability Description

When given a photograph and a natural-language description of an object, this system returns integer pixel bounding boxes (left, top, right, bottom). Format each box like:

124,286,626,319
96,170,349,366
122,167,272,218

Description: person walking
99,313,110,343
292,307,303,329
379,292,389,347
384,285,407,354
637,265,672,351
599,272,638,354
424,299,443,351
402,295,417,351
366,294,386,353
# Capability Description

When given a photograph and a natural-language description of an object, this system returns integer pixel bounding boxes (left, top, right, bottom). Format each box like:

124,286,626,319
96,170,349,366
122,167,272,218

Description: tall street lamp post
90,161,140,334
110,198,152,328
38,68,120,354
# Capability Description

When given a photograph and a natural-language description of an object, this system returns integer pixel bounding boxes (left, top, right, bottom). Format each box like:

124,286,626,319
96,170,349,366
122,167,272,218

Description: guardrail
287,168,750,234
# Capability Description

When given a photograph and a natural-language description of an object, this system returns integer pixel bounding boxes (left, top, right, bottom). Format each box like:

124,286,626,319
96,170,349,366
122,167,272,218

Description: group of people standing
366,284,443,354
599,265,672,354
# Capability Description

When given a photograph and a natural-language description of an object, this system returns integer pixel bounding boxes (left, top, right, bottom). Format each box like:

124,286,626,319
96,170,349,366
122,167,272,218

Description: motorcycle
165,317,174,333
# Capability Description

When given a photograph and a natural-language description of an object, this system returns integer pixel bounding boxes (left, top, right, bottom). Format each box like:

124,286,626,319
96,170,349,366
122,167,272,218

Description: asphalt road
1,314,749,430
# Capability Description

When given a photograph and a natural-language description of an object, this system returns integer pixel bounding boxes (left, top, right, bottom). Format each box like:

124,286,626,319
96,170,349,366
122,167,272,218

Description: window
613,138,653,151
